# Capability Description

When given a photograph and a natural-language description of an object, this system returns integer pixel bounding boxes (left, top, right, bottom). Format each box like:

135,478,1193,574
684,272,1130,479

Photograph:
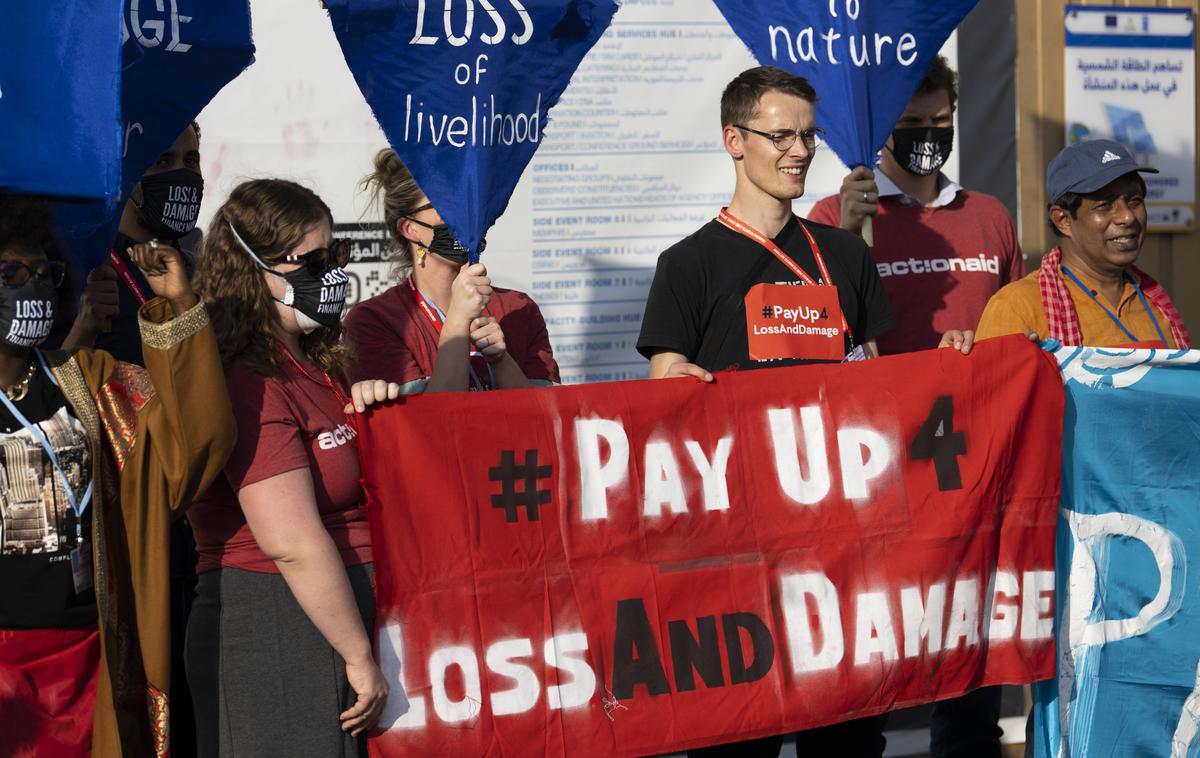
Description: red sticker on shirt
744,282,845,361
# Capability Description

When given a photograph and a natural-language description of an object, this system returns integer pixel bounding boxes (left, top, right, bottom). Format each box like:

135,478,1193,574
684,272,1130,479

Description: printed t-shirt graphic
0,379,95,629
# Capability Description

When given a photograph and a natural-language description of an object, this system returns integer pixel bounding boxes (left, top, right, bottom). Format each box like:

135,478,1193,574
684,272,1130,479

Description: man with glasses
638,65,895,387
809,56,1024,356
636,65,895,756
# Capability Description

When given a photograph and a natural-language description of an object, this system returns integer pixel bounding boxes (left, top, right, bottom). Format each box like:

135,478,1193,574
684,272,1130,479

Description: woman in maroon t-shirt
187,179,399,757
344,148,559,391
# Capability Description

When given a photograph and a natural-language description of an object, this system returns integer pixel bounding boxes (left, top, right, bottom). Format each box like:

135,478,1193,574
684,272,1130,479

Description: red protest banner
358,335,1062,757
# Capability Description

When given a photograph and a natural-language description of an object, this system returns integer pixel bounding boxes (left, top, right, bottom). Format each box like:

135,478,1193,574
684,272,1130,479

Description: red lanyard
108,249,150,306
406,277,444,334
716,207,852,338
278,343,350,409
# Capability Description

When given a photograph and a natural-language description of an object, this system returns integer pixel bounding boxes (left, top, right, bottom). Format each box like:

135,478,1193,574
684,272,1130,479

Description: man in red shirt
808,56,1024,356
808,55,1019,757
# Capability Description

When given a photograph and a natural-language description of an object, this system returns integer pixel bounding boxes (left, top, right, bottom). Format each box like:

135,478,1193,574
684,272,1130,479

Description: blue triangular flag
710,0,979,169
327,0,619,258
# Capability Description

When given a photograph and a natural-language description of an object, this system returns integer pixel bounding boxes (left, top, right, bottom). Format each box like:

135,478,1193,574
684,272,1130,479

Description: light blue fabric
1033,346,1200,757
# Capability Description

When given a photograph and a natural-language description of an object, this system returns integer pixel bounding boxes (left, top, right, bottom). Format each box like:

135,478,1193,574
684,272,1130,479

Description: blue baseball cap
1046,139,1157,205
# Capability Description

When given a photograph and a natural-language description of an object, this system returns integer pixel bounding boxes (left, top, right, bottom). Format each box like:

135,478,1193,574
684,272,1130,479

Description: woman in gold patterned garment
0,195,235,757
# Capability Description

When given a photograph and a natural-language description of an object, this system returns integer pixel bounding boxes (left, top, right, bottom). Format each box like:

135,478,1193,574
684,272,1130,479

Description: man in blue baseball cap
974,139,1189,348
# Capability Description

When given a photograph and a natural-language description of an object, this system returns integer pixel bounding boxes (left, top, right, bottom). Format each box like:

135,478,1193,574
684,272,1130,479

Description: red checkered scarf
1038,246,1190,348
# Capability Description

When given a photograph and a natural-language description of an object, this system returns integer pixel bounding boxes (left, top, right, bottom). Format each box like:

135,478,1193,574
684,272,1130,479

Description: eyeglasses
0,260,66,289
283,239,350,274
734,125,826,152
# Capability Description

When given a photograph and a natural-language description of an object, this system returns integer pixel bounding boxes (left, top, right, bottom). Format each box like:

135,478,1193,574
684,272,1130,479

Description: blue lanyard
0,351,94,532
1061,265,1167,345
418,289,496,392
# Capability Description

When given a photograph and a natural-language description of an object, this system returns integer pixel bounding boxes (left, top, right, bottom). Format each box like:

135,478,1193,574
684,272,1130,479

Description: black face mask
407,217,484,266
135,168,204,240
0,280,56,349
890,126,954,176
275,263,350,332
227,222,348,333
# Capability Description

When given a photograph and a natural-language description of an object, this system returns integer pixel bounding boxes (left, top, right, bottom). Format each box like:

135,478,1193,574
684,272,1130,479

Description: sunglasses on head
0,260,67,289
282,239,350,274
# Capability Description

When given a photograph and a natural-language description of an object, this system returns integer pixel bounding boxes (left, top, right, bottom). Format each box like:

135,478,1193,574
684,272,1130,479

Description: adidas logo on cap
1101,150,1122,164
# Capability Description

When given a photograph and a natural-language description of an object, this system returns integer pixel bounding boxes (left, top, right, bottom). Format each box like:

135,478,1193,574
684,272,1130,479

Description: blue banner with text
1033,346,1200,758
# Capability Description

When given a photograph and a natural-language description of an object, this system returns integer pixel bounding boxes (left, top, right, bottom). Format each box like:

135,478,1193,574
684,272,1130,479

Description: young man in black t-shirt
637,66,896,757
638,67,895,381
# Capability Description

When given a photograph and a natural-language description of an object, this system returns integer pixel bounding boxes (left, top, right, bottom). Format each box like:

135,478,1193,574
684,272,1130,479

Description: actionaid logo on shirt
318,422,357,450
876,253,1001,279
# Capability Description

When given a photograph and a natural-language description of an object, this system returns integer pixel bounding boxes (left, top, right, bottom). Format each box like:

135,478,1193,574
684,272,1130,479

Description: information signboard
1064,6,1196,232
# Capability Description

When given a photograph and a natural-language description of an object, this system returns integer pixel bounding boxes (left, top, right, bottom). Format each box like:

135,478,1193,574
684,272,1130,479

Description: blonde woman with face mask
0,195,234,758
345,148,559,393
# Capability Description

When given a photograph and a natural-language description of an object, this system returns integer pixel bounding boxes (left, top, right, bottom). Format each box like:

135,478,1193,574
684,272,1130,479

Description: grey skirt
185,563,375,758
